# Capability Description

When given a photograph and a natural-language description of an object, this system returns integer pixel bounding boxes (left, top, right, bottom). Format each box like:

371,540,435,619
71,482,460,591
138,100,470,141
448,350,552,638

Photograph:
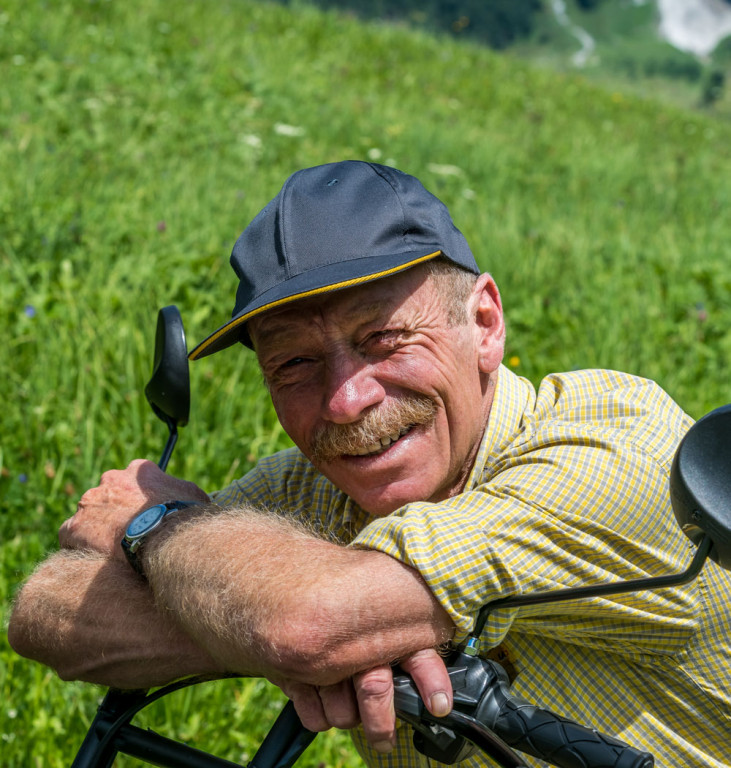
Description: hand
58,459,210,559
275,648,452,753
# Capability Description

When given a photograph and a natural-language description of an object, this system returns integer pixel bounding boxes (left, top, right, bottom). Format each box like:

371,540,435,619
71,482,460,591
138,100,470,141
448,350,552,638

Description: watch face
126,503,167,538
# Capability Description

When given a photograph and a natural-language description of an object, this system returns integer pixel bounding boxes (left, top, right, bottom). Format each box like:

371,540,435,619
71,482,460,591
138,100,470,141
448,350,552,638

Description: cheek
384,346,461,393
271,395,312,448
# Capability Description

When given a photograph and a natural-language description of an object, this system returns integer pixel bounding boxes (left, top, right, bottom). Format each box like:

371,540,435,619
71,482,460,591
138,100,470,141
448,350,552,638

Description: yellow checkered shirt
215,366,731,767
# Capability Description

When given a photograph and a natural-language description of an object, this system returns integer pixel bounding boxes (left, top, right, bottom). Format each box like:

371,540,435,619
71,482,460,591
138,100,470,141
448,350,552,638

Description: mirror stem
158,419,179,472
466,535,713,653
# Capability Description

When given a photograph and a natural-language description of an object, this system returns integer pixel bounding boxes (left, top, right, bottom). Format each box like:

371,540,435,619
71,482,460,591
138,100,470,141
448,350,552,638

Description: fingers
353,664,397,753
57,460,209,556
281,681,329,731
276,649,450,756
398,647,452,717
278,679,359,732
277,670,397,752
57,461,156,553
317,681,359,729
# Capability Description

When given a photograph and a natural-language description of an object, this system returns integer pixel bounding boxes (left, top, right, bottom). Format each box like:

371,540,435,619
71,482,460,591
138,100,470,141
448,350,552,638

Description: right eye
265,355,318,389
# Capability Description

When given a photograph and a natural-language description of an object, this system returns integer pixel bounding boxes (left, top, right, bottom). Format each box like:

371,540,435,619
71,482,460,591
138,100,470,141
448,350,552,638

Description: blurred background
1,1,730,765
293,0,731,113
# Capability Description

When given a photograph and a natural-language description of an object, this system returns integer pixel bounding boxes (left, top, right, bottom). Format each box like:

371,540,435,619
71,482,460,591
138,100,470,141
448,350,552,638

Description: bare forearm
8,549,224,688
145,508,454,685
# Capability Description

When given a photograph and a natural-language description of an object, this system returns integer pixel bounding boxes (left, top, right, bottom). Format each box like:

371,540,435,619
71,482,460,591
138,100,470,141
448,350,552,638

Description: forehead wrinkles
251,266,444,355
253,291,406,349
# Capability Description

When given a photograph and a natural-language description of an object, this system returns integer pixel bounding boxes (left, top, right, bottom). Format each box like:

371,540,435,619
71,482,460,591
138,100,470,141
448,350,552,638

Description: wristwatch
122,500,200,577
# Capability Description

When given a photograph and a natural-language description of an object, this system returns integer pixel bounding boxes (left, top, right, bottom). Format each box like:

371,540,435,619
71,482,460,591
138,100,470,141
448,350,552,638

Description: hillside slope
2,1,731,765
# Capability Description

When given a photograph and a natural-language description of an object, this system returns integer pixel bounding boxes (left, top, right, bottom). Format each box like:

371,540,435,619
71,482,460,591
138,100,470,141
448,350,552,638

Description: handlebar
69,650,652,768
393,650,654,768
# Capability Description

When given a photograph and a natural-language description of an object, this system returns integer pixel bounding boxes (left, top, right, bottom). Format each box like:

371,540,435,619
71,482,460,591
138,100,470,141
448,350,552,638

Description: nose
321,354,385,424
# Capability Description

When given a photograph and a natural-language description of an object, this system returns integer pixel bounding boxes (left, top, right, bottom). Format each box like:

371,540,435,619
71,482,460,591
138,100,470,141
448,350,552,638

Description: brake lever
393,652,526,766
393,651,654,768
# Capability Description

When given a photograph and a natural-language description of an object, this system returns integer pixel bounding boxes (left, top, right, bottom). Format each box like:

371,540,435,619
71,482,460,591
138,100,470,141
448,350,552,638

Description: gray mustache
309,395,437,463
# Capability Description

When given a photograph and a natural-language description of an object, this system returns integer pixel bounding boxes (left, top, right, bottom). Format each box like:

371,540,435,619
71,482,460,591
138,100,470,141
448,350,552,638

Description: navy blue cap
189,160,479,359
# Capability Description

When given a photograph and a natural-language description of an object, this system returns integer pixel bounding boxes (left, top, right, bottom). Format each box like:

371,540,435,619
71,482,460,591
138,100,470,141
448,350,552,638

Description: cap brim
188,249,442,360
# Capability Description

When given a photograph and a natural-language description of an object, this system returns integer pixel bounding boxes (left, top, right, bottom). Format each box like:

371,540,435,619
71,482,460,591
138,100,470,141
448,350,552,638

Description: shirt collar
337,364,536,533
464,364,536,491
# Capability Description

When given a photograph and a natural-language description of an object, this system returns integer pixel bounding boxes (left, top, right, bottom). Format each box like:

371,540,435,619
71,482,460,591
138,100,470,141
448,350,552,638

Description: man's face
249,266,504,516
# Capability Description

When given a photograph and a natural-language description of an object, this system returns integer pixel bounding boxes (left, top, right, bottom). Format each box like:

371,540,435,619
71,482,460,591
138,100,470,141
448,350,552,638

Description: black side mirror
670,404,731,570
144,305,190,470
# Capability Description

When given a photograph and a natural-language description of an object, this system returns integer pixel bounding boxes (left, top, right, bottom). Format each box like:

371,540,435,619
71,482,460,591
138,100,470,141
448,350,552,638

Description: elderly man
9,161,731,766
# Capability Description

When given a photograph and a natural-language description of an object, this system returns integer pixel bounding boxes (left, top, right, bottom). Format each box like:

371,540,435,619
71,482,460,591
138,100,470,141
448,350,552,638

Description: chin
351,484,441,518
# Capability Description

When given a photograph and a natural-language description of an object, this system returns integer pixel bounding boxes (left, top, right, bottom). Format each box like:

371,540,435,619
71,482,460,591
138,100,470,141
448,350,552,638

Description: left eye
282,357,307,367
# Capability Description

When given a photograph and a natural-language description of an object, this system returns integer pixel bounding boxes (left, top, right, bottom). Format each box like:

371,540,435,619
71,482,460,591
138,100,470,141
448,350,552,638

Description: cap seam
368,163,410,243
279,171,296,280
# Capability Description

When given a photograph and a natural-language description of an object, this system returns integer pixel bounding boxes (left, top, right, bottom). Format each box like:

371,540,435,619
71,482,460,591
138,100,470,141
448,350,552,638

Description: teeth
354,427,411,457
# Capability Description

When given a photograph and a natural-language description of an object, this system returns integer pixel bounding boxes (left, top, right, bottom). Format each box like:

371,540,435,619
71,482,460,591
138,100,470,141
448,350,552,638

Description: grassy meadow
1,0,730,765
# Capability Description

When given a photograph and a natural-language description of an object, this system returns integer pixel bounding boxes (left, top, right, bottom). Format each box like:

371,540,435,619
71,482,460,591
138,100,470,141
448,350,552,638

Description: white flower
274,123,305,137
427,163,463,177
240,134,262,148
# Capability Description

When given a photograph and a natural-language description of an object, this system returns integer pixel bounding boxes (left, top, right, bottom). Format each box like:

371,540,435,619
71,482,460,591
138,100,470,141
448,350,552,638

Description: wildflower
24,304,36,318
427,163,463,177
240,134,262,148
508,356,521,368
18,473,28,483
274,123,305,137
157,220,166,232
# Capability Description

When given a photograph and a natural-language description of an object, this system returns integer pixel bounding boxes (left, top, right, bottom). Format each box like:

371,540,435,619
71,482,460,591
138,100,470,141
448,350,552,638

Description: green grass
2,0,731,765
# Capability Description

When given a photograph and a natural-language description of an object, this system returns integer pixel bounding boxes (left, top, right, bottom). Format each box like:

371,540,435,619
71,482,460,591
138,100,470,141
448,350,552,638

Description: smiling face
249,264,505,516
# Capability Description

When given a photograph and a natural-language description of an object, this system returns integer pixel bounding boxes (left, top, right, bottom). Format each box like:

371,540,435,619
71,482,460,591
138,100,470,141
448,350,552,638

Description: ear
470,273,505,374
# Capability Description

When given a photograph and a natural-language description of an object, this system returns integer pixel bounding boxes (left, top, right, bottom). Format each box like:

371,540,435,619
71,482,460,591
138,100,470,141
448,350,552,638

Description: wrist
121,500,203,578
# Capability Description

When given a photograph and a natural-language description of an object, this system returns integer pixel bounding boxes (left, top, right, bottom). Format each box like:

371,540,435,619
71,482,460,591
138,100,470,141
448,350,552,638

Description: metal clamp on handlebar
394,650,654,768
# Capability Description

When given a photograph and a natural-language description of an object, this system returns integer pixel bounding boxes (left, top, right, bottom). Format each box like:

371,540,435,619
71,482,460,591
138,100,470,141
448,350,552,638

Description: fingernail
373,740,394,754
430,692,450,717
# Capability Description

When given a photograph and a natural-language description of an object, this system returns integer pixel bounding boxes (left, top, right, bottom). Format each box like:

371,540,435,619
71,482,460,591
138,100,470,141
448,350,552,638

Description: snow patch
656,0,731,57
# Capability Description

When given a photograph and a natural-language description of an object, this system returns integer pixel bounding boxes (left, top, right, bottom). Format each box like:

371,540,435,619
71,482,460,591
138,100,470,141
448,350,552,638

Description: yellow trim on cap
189,250,441,360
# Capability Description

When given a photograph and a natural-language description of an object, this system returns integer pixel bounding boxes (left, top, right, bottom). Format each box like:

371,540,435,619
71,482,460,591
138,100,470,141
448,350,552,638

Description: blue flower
24,305,36,318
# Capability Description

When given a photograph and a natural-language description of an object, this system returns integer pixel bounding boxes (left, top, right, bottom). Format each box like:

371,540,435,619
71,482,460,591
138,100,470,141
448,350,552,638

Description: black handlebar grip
478,661,653,768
